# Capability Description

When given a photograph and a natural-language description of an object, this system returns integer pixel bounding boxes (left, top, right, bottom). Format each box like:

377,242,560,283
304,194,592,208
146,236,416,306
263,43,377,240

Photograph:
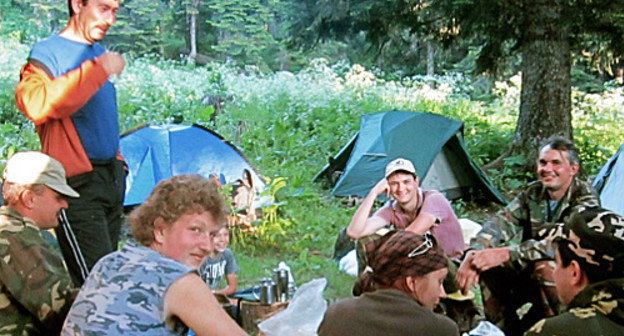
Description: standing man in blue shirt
15,0,126,286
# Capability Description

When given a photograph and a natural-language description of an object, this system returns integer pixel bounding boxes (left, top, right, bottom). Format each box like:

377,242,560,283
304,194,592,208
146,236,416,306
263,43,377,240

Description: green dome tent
315,111,506,204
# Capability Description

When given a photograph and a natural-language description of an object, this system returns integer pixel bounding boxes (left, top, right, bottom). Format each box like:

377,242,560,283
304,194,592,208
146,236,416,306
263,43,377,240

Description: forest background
0,0,623,300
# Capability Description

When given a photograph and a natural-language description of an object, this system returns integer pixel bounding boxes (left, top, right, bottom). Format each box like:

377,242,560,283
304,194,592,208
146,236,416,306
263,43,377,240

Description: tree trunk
160,20,166,56
188,0,199,63
512,0,572,170
426,41,435,77
188,14,197,62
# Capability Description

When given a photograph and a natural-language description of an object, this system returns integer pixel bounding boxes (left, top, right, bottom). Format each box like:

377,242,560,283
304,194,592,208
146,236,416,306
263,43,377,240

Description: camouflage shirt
61,240,194,336
471,178,598,267
0,206,76,336
525,278,624,336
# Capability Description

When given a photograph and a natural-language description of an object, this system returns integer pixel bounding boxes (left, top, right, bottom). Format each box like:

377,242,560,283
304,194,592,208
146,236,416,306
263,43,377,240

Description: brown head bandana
364,230,447,287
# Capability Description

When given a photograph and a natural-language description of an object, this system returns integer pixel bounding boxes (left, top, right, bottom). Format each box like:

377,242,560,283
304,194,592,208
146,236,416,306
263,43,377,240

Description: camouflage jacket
470,178,598,267
0,206,76,336
525,278,624,336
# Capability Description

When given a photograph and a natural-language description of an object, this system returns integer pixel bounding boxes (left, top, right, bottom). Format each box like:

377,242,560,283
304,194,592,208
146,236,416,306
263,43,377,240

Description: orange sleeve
14,59,109,125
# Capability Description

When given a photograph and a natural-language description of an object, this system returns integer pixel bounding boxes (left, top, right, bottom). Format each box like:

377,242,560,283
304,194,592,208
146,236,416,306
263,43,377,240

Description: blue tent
593,142,624,215
120,124,264,206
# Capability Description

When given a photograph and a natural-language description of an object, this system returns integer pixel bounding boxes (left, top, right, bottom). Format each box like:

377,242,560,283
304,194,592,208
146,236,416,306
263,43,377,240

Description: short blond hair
2,182,44,206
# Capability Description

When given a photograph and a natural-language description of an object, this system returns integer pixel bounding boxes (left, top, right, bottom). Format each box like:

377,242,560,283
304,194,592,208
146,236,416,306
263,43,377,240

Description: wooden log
240,301,288,335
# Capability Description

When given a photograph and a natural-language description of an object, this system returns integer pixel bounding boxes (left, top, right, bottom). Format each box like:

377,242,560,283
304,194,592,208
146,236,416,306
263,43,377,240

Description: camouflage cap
557,206,624,277
3,151,79,198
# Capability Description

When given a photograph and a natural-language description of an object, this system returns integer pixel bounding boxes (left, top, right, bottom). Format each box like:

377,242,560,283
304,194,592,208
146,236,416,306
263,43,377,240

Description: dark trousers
480,264,556,336
54,159,126,286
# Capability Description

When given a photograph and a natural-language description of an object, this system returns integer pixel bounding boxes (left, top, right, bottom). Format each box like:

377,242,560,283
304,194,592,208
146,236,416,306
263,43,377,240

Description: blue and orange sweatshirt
15,35,121,178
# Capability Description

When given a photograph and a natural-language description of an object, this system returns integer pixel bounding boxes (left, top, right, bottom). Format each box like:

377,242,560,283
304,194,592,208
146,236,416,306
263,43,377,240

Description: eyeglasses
408,233,434,258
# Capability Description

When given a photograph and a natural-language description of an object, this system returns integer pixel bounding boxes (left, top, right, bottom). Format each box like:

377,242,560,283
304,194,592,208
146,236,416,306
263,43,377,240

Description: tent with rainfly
592,142,624,216
120,124,264,207
314,110,506,204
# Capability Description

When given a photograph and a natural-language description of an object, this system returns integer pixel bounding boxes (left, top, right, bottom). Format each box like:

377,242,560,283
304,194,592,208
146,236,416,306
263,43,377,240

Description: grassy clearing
1,37,623,300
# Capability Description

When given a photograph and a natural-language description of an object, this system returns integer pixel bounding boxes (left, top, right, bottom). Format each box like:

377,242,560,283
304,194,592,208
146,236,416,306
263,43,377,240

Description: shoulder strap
520,191,533,241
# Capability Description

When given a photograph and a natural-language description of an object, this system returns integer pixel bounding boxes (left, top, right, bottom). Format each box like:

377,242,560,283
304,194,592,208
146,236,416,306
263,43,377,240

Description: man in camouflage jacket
456,136,599,336
0,152,79,336
525,206,624,336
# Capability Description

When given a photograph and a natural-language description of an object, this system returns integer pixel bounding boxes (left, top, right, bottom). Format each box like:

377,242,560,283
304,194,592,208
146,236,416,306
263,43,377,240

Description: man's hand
99,52,125,76
371,178,389,198
456,251,480,295
470,247,510,272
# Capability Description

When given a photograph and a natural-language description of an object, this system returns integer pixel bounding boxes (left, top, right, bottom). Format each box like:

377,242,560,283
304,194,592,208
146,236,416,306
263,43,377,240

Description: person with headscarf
317,230,459,336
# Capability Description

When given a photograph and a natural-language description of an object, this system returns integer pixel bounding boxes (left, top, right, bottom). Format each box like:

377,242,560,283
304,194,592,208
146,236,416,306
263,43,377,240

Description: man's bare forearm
346,190,379,239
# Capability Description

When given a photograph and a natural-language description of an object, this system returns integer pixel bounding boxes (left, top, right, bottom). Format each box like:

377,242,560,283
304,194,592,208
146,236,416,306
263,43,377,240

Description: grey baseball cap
3,151,79,198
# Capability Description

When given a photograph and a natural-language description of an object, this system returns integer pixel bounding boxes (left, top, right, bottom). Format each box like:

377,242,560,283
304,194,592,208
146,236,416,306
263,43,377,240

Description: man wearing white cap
0,151,79,335
347,158,464,260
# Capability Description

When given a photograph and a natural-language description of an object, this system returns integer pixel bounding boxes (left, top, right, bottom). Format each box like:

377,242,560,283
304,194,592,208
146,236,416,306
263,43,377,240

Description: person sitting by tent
525,206,624,336
456,136,600,336
61,175,247,336
346,158,464,262
230,169,256,227
317,230,459,336
209,173,224,188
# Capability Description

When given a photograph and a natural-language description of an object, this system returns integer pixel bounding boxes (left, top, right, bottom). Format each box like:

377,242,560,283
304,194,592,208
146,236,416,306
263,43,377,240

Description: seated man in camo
0,151,79,336
457,136,599,336
525,206,624,336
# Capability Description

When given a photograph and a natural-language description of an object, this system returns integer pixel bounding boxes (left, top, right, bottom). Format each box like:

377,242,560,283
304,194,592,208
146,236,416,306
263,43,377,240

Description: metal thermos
273,268,289,302
259,279,276,305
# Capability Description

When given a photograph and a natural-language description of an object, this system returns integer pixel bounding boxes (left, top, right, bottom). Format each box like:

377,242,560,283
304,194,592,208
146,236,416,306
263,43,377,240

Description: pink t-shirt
373,190,464,259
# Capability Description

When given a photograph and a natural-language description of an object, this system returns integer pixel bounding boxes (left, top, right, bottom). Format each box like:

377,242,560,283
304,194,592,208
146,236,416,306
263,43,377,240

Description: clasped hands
456,247,510,295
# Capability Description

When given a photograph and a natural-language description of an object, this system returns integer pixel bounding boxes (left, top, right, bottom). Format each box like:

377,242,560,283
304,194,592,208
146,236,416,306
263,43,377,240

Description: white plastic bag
258,278,328,336
338,250,358,276
463,321,506,336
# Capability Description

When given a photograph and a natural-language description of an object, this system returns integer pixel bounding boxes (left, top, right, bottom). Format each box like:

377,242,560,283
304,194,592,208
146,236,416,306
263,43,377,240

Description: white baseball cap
3,151,79,198
385,158,417,178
